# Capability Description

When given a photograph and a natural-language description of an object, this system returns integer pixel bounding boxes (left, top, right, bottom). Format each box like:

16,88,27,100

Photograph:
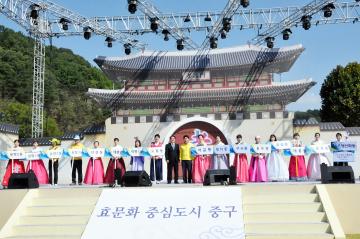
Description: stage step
243,202,323,213
244,212,327,223
243,194,319,204
18,215,90,225
246,233,334,239
245,222,331,234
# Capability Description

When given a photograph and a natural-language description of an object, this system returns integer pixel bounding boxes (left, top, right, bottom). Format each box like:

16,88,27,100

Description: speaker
203,169,230,186
229,166,237,185
8,171,39,189
122,171,152,187
321,163,355,184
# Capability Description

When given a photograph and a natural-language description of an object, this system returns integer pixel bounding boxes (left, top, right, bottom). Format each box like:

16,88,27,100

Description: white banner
110,146,123,158
82,187,244,239
331,141,356,162
310,145,331,154
214,145,230,154
272,140,291,150
128,148,142,157
252,144,271,154
46,149,63,159
195,146,213,155
232,144,251,154
68,148,83,158
88,148,105,158
148,147,165,157
290,147,305,156
25,152,40,161
7,151,26,160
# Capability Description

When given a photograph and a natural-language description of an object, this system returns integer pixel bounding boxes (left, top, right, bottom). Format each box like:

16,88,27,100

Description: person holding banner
150,134,163,184
307,133,330,180
165,136,180,184
48,138,61,185
180,135,194,183
192,134,211,183
26,141,49,184
130,139,145,171
69,135,84,185
104,138,126,185
84,141,105,185
212,136,229,170
333,133,348,167
288,133,307,181
1,139,26,188
249,136,268,182
232,134,249,183
266,134,289,181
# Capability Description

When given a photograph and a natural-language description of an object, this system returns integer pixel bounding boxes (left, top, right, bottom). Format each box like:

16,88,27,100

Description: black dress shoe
167,181,171,184
174,181,179,184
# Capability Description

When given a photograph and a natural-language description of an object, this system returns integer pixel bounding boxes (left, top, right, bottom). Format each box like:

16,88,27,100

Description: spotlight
105,37,113,48
209,37,218,49
204,13,212,22
265,36,274,48
124,44,131,55
222,17,232,32
184,14,191,23
220,30,227,39
83,27,92,40
240,0,250,8
162,29,170,41
128,0,137,14
322,3,335,18
150,17,159,32
59,18,70,31
301,15,312,30
30,4,40,20
282,28,292,40
176,39,184,51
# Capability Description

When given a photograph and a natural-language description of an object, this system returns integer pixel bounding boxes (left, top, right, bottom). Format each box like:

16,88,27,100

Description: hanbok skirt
26,159,49,184
192,155,211,183
130,156,145,171
2,159,25,187
104,158,126,184
212,154,229,170
266,151,289,181
289,155,307,180
233,154,249,183
84,158,105,185
249,155,267,182
307,153,330,180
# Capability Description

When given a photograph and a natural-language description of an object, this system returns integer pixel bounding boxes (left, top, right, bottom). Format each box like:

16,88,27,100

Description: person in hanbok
232,134,249,183
104,138,126,185
249,136,268,182
289,133,307,181
48,138,61,185
192,134,211,183
26,141,49,184
130,139,145,171
2,139,26,188
150,134,163,184
84,141,105,185
333,133,348,166
212,136,229,170
266,134,289,181
307,133,330,180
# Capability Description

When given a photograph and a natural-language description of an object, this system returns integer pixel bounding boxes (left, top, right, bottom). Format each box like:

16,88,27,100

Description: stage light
30,4,40,20
322,3,335,18
301,15,312,30
209,37,218,49
105,37,113,48
150,17,159,32
162,29,170,41
241,0,250,8
282,28,292,40
83,27,92,40
204,13,212,22
124,44,131,55
220,30,227,39
265,36,274,48
184,14,191,23
222,18,232,32
59,18,70,31
176,39,184,51
128,0,137,14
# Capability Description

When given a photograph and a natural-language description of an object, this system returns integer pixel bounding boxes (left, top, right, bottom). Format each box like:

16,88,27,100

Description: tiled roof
82,124,106,135
319,122,345,131
293,117,319,127
346,127,360,136
0,123,19,135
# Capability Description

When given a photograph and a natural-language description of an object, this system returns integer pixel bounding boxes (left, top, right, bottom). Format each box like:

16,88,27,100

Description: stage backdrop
82,187,244,239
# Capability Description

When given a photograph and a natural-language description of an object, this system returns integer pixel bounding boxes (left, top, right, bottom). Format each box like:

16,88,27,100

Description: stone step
3,236,80,239
246,233,334,239
244,212,327,223
243,203,323,213
245,223,331,234
31,197,98,206
17,215,89,225
241,185,316,195
25,206,93,216
243,194,319,204
10,225,84,237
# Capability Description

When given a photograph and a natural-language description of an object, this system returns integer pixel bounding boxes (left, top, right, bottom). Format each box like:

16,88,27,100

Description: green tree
320,62,360,126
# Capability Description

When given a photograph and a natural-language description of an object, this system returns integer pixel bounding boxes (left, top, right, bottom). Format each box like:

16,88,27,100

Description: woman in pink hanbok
26,141,49,184
84,141,105,185
232,134,249,183
249,136,268,182
2,139,25,188
307,133,330,180
289,133,307,181
192,134,211,183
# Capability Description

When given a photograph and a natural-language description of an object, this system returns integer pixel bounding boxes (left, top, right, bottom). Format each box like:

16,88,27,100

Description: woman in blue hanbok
212,136,229,170
130,139,145,171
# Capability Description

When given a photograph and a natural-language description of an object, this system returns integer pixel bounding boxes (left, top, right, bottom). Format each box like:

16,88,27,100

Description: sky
1,0,359,111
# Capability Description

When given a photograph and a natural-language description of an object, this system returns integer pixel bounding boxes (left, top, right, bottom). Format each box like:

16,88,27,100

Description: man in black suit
165,135,180,184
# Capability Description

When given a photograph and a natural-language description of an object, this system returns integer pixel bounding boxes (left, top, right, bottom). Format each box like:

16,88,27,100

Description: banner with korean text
331,141,357,162
82,187,244,239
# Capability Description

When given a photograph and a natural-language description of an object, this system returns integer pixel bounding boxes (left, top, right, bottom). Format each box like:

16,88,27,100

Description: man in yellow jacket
69,135,84,185
180,135,193,183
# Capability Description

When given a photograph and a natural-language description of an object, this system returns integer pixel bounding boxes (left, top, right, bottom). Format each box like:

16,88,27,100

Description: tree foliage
0,25,113,138
320,62,360,126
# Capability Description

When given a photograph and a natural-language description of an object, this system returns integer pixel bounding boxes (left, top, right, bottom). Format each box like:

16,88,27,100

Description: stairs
1,188,101,239
242,184,334,239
